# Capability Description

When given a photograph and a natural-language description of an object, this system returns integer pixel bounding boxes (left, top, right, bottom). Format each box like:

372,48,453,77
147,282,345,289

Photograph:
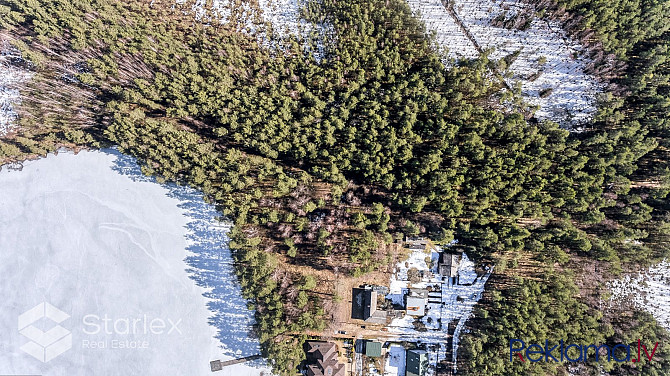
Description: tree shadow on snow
107,148,265,366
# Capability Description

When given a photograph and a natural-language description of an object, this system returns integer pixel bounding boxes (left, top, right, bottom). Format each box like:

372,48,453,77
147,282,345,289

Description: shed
438,252,461,286
405,236,428,250
365,341,382,357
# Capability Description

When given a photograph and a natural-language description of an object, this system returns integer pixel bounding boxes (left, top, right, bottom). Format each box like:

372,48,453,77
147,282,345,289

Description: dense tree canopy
1,0,669,374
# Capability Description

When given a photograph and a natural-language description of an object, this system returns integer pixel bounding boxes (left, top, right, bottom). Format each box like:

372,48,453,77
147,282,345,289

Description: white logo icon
18,302,72,362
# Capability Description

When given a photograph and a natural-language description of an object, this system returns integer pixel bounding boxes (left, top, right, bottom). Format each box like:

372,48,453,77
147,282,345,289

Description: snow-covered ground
190,0,332,59
386,246,491,374
609,260,670,331
407,0,479,60
257,0,309,38
0,149,271,375
407,0,604,126
0,42,31,136
257,0,333,59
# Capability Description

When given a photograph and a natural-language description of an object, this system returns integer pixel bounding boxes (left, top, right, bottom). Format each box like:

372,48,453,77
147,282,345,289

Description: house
352,287,377,320
365,341,382,357
352,286,388,324
405,236,428,251
438,252,461,285
305,341,346,376
405,289,428,317
406,349,428,376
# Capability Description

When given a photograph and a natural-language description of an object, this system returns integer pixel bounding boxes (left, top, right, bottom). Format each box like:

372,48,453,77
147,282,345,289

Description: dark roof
438,252,461,277
406,349,428,376
351,288,377,320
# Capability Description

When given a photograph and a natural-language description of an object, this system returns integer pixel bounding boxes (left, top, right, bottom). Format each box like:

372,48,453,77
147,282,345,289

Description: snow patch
0,42,32,136
407,0,604,127
609,259,670,331
188,0,332,59
407,0,479,60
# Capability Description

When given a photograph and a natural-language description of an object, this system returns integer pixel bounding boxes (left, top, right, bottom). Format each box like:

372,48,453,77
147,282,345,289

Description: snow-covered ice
407,0,604,126
609,259,670,332
0,149,271,375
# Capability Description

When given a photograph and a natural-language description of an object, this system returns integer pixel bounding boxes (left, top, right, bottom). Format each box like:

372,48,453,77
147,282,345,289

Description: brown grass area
630,180,663,189
569,255,628,318
490,249,546,281
281,241,409,339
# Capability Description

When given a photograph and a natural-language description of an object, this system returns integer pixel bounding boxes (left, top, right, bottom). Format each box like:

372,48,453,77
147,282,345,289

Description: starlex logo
510,339,660,363
18,302,72,363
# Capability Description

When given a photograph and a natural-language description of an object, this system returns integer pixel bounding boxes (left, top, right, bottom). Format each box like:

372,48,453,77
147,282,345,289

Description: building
405,236,428,251
305,341,346,376
406,349,428,376
352,287,377,320
438,252,461,285
405,289,428,317
369,284,389,296
352,286,388,324
365,341,382,357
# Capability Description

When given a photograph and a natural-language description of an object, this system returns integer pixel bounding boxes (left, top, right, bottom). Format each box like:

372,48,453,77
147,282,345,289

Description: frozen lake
0,149,271,375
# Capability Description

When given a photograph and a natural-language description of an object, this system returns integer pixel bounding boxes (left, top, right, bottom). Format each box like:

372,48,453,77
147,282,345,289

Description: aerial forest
0,0,669,374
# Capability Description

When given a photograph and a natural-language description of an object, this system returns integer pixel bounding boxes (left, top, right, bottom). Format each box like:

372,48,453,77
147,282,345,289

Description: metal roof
365,341,382,357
